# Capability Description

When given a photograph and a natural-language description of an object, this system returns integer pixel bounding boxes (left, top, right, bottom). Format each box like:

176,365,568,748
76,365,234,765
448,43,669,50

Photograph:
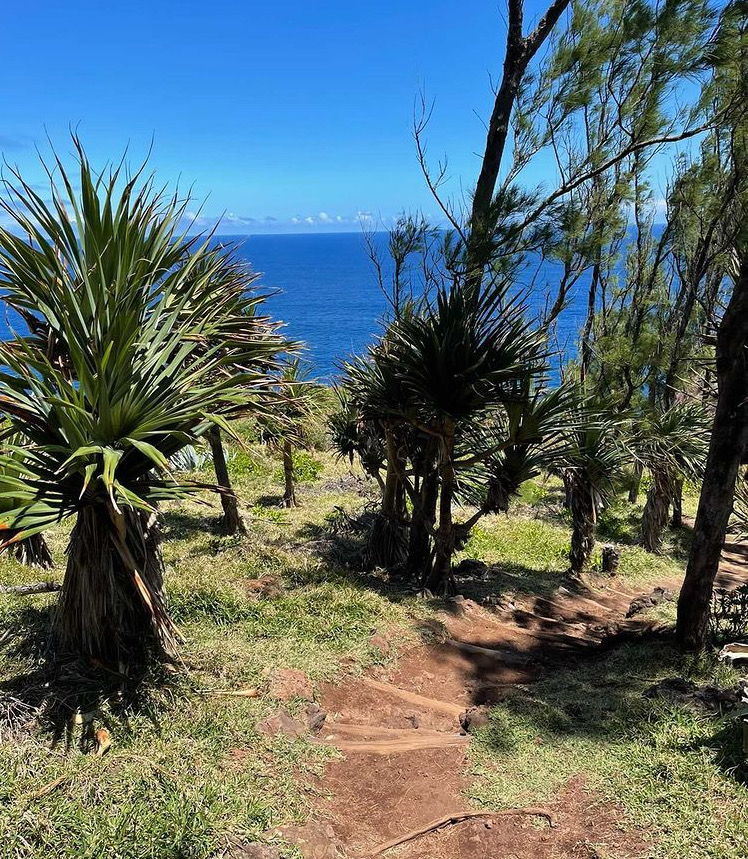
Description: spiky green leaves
0,142,289,541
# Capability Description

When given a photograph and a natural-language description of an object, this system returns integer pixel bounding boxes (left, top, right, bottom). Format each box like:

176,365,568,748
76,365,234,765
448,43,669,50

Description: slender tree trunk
464,0,571,291
677,257,748,651
406,458,439,580
282,440,297,508
641,469,673,553
580,260,601,386
569,475,595,578
208,426,246,534
424,423,456,595
56,505,178,664
670,476,684,529
10,534,53,569
628,461,643,504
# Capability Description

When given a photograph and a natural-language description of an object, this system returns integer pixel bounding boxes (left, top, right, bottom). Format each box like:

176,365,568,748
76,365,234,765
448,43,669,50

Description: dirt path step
274,557,748,859
357,676,465,718
316,723,471,755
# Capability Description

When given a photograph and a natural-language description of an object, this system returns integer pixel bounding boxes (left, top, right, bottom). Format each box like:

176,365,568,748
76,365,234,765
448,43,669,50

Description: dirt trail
272,550,747,859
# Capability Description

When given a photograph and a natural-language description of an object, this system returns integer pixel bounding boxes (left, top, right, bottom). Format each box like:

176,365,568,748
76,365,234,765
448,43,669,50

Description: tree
352,278,550,593
259,360,327,508
184,251,292,535
675,1,748,651
0,143,286,665
345,0,723,594
552,406,624,578
632,404,710,553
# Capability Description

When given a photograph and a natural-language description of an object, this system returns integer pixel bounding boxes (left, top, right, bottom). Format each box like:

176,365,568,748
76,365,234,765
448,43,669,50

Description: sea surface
0,232,589,381
225,232,588,381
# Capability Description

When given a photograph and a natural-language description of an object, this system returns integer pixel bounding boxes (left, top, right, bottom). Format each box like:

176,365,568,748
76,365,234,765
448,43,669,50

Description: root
363,807,555,856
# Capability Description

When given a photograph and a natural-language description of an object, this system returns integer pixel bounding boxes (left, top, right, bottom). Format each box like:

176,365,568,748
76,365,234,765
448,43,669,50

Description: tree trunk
406,458,439,580
208,426,246,534
10,533,53,569
562,469,573,509
641,469,672,553
282,440,297,508
424,422,456,595
56,505,179,664
580,260,601,386
381,425,401,518
369,425,408,568
628,461,643,504
676,257,748,651
569,475,596,578
670,476,684,529
465,0,571,291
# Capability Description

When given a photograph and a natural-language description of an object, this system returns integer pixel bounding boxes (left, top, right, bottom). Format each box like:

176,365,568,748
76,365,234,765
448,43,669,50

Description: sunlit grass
0,441,739,859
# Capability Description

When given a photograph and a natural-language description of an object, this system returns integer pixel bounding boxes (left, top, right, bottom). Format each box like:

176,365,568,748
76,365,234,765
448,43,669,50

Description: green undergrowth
0,444,739,859
462,496,685,596
0,442,408,859
467,642,748,859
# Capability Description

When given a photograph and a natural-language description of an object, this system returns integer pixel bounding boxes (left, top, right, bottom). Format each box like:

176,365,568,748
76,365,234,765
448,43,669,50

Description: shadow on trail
294,506,581,610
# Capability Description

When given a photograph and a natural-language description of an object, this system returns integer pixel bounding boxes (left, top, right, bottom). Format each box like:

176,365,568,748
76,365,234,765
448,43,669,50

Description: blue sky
1,0,564,233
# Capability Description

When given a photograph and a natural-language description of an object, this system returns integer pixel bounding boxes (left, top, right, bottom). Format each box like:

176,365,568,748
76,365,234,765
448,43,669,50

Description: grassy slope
0,440,746,859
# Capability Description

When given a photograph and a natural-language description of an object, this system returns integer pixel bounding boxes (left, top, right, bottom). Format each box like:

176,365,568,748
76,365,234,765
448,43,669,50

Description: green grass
0,442,409,859
467,642,748,859
461,490,685,596
0,449,742,859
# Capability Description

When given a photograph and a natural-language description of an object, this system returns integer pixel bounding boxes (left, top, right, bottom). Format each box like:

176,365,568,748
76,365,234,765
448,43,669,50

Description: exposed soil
269,548,747,859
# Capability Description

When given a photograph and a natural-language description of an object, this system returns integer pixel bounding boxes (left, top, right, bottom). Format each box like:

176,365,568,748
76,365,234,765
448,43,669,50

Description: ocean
227,232,588,381
0,231,588,381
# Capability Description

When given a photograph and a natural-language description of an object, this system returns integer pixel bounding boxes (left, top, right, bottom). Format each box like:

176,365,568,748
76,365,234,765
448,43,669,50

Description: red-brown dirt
267,545,747,859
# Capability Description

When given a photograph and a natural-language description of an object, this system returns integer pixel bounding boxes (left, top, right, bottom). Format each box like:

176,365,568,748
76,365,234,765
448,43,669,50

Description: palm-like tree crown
0,143,288,541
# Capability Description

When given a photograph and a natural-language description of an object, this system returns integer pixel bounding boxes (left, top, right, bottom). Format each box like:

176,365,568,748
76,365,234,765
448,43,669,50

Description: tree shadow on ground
470,635,748,788
0,603,184,752
254,494,285,508
161,508,219,540
683,717,748,787
293,505,611,619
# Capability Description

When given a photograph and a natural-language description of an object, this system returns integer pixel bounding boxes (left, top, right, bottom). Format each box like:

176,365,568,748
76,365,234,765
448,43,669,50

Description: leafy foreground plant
0,141,287,667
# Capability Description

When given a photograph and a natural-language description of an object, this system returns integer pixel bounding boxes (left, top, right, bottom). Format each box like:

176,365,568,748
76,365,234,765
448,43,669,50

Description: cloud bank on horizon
183,209,386,235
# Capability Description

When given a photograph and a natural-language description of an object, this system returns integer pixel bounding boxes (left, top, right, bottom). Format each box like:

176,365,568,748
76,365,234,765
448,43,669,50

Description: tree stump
602,544,620,576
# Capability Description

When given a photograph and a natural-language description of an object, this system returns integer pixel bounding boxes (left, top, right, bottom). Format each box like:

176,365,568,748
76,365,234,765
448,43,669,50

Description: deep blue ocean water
0,232,589,381
227,232,588,380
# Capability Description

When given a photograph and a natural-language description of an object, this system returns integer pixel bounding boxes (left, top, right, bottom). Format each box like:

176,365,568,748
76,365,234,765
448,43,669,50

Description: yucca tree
0,143,287,665
187,251,291,534
258,359,327,507
376,281,549,593
554,408,625,579
632,403,710,553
